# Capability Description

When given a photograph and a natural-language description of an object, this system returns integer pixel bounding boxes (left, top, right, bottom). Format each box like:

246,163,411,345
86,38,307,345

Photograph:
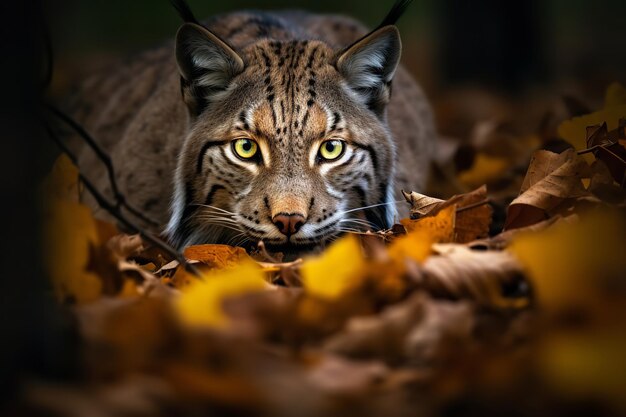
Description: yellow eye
232,138,259,160
319,140,345,161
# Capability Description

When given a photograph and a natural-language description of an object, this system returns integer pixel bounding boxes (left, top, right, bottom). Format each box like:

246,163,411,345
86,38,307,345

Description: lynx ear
175,23,244,116
336,26,401,117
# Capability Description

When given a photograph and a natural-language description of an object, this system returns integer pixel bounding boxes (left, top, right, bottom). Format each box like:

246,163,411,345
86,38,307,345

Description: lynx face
166,22,402,251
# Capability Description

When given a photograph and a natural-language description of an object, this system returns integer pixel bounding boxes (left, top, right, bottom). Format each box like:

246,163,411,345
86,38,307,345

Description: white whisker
340,218,378,229
338,200,404,216
193,204,236,216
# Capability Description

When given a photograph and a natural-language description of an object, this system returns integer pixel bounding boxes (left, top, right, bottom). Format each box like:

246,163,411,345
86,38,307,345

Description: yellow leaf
508,210,625,311
558,83,626,156
300,234,367,300
175,261,267,327
399,205,456,244
389,207,451,265
457,153,509,188
44,201,102,304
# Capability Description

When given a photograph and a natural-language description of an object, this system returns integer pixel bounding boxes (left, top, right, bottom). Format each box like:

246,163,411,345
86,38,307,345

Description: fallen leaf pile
25,84,626,416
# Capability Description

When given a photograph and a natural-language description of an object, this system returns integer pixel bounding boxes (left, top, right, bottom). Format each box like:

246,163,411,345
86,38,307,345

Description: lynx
69,0,435,252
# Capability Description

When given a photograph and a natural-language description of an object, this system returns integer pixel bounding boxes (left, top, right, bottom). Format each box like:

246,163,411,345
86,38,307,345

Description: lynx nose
272,213,306,237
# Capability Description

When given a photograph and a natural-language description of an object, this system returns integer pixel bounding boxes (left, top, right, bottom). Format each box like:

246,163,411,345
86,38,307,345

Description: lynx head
166,2,410,252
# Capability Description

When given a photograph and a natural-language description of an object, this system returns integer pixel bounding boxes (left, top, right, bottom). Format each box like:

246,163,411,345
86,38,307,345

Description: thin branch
455,198,492,213
44,122,203,278
43,103,160,228
577,144,602,156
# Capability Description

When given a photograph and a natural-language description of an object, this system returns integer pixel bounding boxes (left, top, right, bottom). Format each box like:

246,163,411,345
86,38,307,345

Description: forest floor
18,83,626,416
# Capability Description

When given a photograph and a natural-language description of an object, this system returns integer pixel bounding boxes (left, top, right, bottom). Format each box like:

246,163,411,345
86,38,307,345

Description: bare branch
44,121,203,278
43,103,160,228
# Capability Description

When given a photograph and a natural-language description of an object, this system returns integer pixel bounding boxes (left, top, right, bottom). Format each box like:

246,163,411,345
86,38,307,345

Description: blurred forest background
47,0,626,103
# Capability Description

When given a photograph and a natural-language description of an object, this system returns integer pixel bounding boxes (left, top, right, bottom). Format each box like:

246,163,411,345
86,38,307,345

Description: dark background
46,0,626,99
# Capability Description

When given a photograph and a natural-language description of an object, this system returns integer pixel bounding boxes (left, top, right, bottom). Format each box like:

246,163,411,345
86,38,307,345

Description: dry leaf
400,205,456,244
585,122,626,187
508,209,626,409
175,262,268,327
405,299,475,367
403,186,492,243
558,82,626,156
508,209,626,312
45,201,103,304
413,244,528,309
505,149,589,230
587,160,626,204
323,293,426,362
300,234,367,300
401,191,445,219
183,244,253,269
443,185,492,243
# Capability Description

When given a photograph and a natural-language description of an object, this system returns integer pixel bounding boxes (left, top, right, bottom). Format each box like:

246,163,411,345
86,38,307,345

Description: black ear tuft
337,26,401,117
176,23,244,117
169,0,200,25
376,0,414,29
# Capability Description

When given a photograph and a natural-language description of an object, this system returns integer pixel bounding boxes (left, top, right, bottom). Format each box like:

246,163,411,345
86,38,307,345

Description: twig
43,103,160,228
44,122,203,278
455,198,492,213
577,145,602,156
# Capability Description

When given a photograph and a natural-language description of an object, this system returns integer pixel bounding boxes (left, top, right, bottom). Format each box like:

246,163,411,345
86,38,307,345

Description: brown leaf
405,299,475,367
443,185,493,243
411,244,529,309
588,160,626,205
402,190,445,219
323,293,426,362
505,149,589,230
473,216,564,250
585,122,626,187
403,186,493,243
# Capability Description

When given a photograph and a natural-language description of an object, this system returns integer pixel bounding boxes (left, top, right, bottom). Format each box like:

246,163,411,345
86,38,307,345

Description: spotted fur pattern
69,9,435,253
